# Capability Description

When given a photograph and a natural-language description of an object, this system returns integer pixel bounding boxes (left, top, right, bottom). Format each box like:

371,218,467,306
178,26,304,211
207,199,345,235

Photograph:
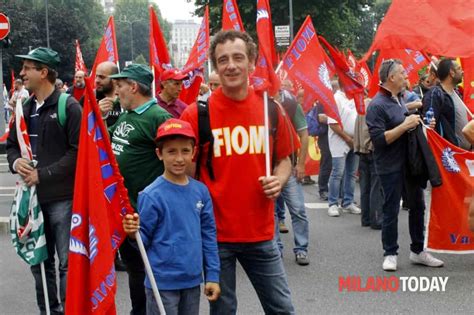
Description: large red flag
368,49,429,98
65,78,133,315
149,5,171,93
461,58,474,115
75,39,88,73
425,128,474,253
281,16,340,123
346,49,372,89
364,0,474,59
222,0,244,32
179,6,209,105
251,0,280,96
90,16,119,84
319,35,366,115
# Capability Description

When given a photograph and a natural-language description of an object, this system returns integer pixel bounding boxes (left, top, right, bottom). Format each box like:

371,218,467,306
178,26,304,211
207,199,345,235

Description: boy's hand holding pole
123,213,140,238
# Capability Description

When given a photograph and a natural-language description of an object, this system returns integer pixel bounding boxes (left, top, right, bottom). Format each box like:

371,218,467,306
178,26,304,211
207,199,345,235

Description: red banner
368,49,429,98
65,78,133,314
10,69,15,95
75,39,88,73
222,0,244,32
425,128,474,253
461,57,474,115
90,16,119,85
149,5,171,93
346,49,372,89
280,16,340,123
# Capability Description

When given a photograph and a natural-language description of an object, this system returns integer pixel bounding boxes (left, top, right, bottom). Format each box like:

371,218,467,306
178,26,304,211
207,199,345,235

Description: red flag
65,78,133,315
75,39,88,73
461,58,474,115
346,49,372,89
251,0,280,96
319,35,366,115
10,69,15,96
90,16,119,85
179,6,209,105
280,16,340,123
364,0,474,59
368,49,429,98
221,0,244,32
149,5,172,93
425,128,474,253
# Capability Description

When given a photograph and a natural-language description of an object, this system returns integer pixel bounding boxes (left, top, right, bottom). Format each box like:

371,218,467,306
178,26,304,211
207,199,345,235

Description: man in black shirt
96,61,122,127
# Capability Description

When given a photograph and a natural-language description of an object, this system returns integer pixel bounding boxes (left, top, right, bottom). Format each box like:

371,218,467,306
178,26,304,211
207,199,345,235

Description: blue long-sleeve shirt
366,87,408,175
137,175,220,290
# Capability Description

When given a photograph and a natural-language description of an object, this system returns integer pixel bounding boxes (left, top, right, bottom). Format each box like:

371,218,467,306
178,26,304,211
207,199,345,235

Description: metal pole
289,0,294,41
131,23,134,61
45,0,50,48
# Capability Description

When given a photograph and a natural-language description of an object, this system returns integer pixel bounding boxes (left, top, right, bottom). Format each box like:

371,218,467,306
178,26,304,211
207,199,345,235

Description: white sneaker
328,205,340,217
383,255,397,271
342,203,361,214
410,251,444,267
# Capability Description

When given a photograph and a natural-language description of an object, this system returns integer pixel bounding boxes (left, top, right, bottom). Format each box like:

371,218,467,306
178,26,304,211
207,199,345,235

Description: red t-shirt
180,87,299,242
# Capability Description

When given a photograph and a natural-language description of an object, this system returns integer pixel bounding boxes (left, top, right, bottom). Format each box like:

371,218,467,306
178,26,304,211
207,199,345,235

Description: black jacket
7,89,82,203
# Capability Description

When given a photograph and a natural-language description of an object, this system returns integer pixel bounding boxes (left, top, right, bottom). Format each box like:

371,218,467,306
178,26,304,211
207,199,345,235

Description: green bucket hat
109,64,154,87
16,47,60,69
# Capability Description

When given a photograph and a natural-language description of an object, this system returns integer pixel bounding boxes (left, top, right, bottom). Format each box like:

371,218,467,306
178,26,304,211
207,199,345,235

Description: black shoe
115,257,127,272
319,191,328,201
362,222,371,227
302,177,316,185
371,224,382,230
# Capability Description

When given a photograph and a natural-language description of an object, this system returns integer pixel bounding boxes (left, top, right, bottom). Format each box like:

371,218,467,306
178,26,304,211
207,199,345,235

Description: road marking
0,186,15,190
0,194,14,197
0,163,9,166
0,217,9,223
305,202,327,209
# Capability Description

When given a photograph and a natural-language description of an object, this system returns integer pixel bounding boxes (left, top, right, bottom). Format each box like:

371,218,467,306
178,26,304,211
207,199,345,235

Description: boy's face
156,137,195,178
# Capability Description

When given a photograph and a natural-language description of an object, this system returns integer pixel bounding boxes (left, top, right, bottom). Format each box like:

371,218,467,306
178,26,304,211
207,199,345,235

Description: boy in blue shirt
123,118,220,315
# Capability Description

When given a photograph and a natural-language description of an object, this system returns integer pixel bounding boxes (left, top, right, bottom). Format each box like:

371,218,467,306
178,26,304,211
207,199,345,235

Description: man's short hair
379,59,402,84
32,60,58,84
209,30,257,70
126,78,152,97
437,58,455,81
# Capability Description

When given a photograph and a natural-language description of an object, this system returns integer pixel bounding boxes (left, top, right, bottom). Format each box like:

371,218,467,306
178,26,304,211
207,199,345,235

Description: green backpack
23,93,69,127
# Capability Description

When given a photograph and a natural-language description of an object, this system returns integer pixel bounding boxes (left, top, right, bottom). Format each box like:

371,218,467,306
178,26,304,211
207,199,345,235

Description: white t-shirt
327,90,358,157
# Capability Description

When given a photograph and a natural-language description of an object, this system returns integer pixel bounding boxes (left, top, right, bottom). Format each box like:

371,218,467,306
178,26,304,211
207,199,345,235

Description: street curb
0,217,9,235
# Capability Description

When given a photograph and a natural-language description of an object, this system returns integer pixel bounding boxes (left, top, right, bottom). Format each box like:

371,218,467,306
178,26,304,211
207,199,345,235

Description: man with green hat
7,47,82,314
103,63,172,315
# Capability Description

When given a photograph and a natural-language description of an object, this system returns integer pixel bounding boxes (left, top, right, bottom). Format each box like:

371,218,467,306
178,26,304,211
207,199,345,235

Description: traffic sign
0,13,10,41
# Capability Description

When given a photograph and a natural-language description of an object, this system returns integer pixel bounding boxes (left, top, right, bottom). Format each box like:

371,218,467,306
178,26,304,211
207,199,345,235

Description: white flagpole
263,91,271,177
275,60,283,74
151,67,156,98
135,231,166,315
40,262,51,315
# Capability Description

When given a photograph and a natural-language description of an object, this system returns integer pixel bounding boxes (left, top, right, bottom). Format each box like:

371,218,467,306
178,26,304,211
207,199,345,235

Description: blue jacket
137,176,220,290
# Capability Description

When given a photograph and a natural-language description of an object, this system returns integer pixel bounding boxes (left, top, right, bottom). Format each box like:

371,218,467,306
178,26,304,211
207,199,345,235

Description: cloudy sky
152,0,202,23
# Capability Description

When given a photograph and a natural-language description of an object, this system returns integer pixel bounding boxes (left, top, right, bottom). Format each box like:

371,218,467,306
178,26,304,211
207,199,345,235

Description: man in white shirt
8,79,30,116
327,79,361,217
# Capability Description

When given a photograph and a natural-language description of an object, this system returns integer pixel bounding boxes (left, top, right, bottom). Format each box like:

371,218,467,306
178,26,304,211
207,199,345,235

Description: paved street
0,160,473,314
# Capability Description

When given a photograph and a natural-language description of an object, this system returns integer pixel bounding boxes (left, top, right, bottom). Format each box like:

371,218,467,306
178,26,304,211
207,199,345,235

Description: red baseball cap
155,118,196,142
160,69,188,81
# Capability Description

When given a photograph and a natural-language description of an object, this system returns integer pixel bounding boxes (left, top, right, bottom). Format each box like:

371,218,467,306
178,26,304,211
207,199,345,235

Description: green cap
109,64,154,87
16,47,60,69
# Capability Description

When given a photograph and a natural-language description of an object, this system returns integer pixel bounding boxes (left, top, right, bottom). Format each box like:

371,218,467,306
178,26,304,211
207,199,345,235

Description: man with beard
66,70,86,103
96,61,122,127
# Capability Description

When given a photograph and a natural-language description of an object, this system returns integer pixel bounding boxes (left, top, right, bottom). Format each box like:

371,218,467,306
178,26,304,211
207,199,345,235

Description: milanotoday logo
338,276,449,292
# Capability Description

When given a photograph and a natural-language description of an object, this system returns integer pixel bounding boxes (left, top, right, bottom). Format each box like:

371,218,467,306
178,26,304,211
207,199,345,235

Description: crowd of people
3,28,474,315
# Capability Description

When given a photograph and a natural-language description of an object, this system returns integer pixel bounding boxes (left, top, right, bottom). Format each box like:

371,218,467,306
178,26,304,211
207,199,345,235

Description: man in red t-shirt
181,30,297,314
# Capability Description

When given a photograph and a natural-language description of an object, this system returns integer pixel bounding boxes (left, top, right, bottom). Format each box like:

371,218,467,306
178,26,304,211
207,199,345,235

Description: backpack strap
197,100,215,180
58,93,70,128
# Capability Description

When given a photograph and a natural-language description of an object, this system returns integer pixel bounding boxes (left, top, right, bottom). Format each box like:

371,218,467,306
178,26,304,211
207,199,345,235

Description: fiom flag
222,0,244,31
75,39,88,73
89,16,119,85
149,5,171,93
460,58,474,115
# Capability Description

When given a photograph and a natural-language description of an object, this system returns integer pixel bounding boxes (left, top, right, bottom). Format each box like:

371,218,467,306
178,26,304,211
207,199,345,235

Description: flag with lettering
368,49,429,98
346,49,372,89
149,5,171,93
425,128,474,253
65,78,133,314
251,0,280,96
280,16,340,123
461,57,474,114
319,35,366,115
222,0,244,31
9,98,48,266
179,6,209,105
89,16,119,86
75,39,88,73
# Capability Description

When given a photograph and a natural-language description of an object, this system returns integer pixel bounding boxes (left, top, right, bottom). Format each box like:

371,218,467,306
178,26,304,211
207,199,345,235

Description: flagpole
263,91,271,177
275,61,283,74
40,262,51,315
134,231,166,315
151,67,156,98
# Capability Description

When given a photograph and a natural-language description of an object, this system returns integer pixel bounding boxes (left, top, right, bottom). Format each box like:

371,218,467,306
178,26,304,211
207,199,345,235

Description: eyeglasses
383,59,396,81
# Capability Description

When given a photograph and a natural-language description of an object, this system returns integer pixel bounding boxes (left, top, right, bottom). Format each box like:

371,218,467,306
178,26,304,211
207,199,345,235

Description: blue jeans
359,153,383,227
275,195,286,222
210,241,295,315
274,175,309,254
31,200,72,315
146,286,200,315
328,150,359,207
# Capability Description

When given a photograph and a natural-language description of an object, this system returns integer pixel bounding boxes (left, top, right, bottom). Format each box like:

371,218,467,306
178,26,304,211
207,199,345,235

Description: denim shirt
366,87,408,175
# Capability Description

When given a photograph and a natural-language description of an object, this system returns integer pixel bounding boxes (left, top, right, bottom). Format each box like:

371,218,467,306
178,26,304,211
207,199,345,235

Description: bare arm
462,120,474,145
258,156,292,199
295,129,309,180
329,123,353,148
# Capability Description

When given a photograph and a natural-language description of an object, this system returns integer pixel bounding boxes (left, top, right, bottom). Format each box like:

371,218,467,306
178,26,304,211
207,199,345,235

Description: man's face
156,137,195,178
161,80,183,100
390,64,408,93
14,81,22,90
115,79,134,110
75,71,85,88
208,74,220,91
19,60,43,92
95,66,114,94
451,61,463,85
214,38,253,92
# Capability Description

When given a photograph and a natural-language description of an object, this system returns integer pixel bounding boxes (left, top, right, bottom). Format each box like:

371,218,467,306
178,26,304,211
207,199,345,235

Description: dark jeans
359,153,383,227
210,241,295,315
146,286,200,315
379,171,425,256
120,238,146,315
317,133,332,194
31,199,72,315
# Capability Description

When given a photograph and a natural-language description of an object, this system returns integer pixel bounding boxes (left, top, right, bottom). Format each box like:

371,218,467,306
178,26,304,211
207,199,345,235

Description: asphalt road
0,156,473,314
